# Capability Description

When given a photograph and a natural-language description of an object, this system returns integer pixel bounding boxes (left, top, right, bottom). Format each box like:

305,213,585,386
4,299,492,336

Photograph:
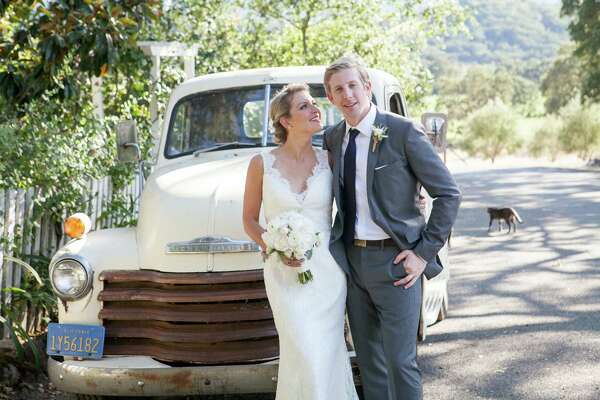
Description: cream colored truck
46,66,450,398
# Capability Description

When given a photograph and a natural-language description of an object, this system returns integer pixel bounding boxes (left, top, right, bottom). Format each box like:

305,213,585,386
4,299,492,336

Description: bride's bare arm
243,155,267,252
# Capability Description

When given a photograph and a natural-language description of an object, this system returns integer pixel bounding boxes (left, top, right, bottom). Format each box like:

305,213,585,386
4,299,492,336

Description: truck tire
417,278,427,342
417,313,427,342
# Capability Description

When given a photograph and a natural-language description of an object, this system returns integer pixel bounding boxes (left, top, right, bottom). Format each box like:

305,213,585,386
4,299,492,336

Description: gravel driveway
420,156,600,399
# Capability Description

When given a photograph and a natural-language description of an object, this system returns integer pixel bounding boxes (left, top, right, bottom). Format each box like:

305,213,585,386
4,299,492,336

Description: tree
437,65,529,119
460,99,523,163
238,0,468,102
0,0,470,233
540,44,582,113
512,75,544,117
0,0,160,105
558,103,600,160
0,1,163,242
528,115,563,160
561,0,600,101
144,0,245,75
0,89,116,247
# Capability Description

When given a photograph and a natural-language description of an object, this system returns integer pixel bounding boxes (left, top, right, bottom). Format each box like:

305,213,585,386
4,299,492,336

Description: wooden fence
0,174,142,338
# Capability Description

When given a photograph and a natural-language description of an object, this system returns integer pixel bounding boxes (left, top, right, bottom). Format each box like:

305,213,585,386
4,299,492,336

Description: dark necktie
343,128,360,245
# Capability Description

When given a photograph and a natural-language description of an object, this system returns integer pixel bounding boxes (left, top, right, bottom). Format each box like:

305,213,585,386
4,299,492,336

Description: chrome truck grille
98,270,278,364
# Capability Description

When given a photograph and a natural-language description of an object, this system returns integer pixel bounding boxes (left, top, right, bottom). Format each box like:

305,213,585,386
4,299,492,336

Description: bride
243,83,359,399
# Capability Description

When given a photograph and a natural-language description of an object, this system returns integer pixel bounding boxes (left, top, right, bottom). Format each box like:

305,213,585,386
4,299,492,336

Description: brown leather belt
353,238,396,248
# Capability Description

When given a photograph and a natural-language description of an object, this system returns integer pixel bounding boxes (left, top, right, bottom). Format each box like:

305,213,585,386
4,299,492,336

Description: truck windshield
165,84,343,158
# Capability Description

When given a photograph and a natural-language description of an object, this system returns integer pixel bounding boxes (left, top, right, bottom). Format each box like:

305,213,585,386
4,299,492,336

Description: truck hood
137,150,264,272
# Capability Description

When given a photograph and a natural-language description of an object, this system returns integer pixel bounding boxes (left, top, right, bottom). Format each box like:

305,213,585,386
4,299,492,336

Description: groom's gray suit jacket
324,108,461,279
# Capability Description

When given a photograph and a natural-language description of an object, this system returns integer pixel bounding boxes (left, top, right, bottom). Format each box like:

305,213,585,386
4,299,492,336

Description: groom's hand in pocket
393,250,426,289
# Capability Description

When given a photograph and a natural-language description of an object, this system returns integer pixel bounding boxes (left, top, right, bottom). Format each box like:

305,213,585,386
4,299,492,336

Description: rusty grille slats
99,270,278,364
98,282,267,303
99,269,263,285
99,300,273,323
104,337,279,364
105,320,278,343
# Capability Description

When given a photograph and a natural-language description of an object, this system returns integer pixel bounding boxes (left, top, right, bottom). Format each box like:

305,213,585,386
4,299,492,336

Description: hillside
427,0,570,79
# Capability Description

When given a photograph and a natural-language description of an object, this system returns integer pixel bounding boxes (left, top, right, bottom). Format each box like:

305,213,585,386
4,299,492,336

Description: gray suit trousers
346,245,422,400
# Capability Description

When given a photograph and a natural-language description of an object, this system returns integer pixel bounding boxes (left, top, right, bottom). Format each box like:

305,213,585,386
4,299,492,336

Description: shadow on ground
420,165,600,399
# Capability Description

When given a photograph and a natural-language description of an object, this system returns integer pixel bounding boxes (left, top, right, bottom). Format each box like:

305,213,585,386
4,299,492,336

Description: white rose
288,233,299,247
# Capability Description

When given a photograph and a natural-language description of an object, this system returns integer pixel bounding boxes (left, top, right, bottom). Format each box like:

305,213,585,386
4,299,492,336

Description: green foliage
558,103,600,160
541,44,583,113
0,0,470,237
512,75,545,117
561,0,600,101
143,0,244,75
238,0,468,102
0,0,160,105
437,65,543,119
460,99,523,162
0,255,55,370
0,1,166,233
0,91,118,222
528,115,563,160
96,193,139,228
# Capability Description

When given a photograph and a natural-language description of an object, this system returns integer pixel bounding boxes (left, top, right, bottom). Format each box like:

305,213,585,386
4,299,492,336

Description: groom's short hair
324,55,371,95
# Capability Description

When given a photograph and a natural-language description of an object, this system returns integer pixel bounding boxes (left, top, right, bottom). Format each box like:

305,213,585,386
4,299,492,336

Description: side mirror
116,120,141,163
421,113,448,158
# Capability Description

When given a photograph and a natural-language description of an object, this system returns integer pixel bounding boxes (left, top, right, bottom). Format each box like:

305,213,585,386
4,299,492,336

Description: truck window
165,85,345,158
243,100,265,138
166,86,267,158
389,92,405,116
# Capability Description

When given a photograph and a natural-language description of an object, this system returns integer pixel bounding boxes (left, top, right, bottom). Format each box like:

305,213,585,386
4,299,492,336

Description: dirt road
420,156,600,399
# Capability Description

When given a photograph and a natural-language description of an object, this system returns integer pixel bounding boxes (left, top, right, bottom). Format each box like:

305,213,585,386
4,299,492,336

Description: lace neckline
263,148,327,202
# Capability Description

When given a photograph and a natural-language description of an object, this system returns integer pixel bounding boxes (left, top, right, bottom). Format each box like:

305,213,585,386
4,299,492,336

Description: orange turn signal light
64,213,92,239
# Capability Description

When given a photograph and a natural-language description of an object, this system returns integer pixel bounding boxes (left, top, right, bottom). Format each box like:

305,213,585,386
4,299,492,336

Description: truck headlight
50,255,93,301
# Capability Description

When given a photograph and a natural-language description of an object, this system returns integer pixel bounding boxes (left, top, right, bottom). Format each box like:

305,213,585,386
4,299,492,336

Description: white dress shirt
341,104,390,240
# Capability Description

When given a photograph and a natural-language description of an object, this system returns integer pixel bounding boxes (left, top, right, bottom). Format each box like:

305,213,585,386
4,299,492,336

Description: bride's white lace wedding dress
261,148,359,400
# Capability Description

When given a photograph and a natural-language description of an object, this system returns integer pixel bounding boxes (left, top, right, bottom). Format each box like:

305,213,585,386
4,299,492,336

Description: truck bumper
48,356,278,396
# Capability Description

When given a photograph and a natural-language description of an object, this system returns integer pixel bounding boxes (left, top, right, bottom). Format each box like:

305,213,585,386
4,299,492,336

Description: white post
0,190,4,334
91,77,104,121
149,55,161,142
13,189,25,290
150,56,160,138
137,41,199,161
2,190,16,339
183,56,195,80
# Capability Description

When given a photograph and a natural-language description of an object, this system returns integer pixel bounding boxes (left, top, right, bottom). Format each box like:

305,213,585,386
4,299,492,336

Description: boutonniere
371,125,388,152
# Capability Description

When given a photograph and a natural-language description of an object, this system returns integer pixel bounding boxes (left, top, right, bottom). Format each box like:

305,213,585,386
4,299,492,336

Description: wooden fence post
0,189,4,339
2,190,17,339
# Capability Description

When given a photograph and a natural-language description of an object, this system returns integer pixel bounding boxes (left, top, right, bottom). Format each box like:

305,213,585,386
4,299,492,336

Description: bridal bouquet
261,211,321,284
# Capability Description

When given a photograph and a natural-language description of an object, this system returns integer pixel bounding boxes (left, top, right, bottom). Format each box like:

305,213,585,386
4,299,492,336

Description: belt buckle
354,239,367,248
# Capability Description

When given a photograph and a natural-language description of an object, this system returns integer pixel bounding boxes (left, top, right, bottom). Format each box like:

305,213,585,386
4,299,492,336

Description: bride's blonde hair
269,83,310,144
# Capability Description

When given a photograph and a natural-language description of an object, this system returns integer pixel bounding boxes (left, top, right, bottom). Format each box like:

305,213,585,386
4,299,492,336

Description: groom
323,56,461,400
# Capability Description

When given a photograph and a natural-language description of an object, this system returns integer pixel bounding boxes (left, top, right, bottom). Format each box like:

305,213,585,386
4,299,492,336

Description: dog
487,207,523,233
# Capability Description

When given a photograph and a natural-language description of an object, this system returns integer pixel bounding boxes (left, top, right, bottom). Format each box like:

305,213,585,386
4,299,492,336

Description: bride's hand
279,254,304,267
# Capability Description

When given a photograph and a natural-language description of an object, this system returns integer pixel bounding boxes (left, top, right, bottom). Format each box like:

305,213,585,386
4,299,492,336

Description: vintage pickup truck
46,66,450,398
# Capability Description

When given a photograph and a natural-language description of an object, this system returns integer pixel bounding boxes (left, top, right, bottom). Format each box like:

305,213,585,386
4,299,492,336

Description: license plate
46,323,105,359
